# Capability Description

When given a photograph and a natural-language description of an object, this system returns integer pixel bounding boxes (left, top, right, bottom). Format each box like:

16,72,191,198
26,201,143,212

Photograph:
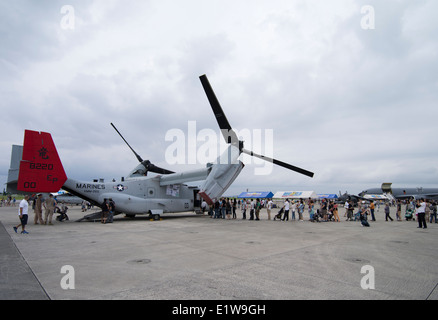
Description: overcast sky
1,0,437,196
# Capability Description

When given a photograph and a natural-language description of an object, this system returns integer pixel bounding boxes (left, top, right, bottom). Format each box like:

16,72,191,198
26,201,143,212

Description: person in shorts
14,195,30,234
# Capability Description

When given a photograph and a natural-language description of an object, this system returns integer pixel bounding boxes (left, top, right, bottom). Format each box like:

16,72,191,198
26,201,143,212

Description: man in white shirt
14,195,30,234
282,199,290,221
344,201,349,217
417,199,427,229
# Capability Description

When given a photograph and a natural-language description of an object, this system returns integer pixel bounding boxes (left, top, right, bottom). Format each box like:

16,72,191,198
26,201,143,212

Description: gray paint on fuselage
63,176,197,215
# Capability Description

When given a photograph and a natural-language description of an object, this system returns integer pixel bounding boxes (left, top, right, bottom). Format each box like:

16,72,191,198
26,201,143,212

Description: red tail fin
17,130,67,193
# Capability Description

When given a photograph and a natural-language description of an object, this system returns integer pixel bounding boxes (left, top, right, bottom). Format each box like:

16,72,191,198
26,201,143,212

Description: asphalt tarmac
1,204,437,300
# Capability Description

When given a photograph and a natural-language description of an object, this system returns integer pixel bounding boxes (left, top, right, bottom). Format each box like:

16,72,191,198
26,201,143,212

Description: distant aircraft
335,192,368,206
52,191,83,205
359,183,438,200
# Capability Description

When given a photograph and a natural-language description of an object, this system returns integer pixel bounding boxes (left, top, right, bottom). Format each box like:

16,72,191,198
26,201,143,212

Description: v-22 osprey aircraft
14,75,314,221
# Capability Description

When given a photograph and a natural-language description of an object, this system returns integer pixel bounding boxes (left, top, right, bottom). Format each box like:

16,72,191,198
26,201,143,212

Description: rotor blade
144,162,175,175
199,74,238,144
111,123,143,163
242,148,314,178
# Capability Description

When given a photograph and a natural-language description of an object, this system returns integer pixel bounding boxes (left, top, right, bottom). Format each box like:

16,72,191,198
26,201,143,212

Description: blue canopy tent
238,191,274,199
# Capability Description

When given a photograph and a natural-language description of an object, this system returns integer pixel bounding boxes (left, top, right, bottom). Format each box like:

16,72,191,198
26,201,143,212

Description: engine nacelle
199,145,244,204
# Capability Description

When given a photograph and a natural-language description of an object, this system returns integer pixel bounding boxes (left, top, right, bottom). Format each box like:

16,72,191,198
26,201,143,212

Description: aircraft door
193,189,201,208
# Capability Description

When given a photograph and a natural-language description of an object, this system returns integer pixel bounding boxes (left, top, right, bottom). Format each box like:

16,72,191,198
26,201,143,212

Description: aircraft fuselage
359,187,438,200
62,177,199,215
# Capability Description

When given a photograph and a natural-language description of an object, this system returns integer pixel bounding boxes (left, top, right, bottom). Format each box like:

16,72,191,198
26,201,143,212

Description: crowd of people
203,197,322,221
0,196,17,207
203,197,437,229
8,194,437,235
11,194,70,234
9,193,117,234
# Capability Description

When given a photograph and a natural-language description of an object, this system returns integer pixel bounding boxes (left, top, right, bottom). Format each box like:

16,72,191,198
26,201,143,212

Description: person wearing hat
34,194,44,224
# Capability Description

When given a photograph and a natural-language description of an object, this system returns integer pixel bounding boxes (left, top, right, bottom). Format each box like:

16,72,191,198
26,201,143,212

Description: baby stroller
55,206,69,222
327,211,334,221
274,207,284,221
405,209,414,221
310,209,320,222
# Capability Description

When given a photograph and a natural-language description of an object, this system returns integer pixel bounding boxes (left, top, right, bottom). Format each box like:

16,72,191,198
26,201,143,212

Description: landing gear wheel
153,214,160,221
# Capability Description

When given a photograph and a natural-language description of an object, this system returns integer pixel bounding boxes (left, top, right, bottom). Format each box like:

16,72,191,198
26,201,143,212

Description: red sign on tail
17,130,67,193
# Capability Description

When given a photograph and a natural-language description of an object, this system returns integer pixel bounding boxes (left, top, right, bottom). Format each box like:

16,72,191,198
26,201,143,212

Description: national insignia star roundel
114,184,128,192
